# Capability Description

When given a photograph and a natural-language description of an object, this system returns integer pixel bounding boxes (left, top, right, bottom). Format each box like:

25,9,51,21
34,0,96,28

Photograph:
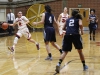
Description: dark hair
90,9,95,13
72,10,79,17
72,10,82,19
75,13,82,20
45,5,52,13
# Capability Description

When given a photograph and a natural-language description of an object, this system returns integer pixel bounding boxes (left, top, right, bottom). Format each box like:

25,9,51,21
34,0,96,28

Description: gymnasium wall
6,0,62,20
6,0,100,30
67,0,100,29
6,0,62,32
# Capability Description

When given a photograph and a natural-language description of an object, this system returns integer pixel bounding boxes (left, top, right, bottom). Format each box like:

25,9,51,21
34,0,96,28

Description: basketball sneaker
45,56,52,61
8,47,14,52
55,65,60,73
36,43,40,50
83,65,88,71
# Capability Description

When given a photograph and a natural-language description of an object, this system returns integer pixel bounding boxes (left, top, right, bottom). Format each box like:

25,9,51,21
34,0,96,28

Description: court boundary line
54,57,93,75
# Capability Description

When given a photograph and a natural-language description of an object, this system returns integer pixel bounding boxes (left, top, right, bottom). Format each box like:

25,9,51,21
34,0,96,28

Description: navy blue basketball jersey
44,12,54,28
66,17,80,34
89,14,96,24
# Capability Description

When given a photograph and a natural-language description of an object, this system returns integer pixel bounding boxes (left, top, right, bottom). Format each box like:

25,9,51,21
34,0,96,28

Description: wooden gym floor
0,31,100,75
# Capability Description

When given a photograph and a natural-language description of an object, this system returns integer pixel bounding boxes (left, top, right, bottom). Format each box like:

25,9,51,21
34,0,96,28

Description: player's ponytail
75,13,82,20
45,5,52,13
72,10,82,20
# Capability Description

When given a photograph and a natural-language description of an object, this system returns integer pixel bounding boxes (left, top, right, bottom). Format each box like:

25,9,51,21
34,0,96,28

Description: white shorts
16,27,31,40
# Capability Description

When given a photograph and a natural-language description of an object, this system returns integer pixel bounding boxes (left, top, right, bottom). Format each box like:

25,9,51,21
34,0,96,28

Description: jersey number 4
49,16,52,23
69,19,74,26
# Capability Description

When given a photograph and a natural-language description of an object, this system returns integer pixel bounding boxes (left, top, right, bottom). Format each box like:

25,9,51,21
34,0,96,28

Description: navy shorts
62,34,83,52
44,27,56,42
89,23,97,30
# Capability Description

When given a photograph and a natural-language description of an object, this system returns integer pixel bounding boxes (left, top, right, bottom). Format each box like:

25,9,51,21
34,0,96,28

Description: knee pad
14,37,19,44
16,35,20,39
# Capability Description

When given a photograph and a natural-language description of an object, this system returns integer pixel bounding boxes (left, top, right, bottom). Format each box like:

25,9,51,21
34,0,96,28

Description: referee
7,9,15,35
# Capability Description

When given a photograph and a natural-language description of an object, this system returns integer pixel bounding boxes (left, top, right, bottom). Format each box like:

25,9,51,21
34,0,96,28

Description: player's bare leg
45,42,52,60
55,51,68,73
51,42,62,54
77,50,88,71
8,36,19,52
28,38,40,50
93,30,95,41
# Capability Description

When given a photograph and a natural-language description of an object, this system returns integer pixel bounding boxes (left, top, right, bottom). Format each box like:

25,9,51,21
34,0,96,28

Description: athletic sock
82,61,85,67
48,53,52,57
57,59,63,66
93,36,95,41
90,35,91,40
59,49,62,54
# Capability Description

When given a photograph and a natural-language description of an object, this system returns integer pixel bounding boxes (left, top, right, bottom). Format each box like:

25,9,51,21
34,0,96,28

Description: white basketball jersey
59,13,69,26
15,16,28,30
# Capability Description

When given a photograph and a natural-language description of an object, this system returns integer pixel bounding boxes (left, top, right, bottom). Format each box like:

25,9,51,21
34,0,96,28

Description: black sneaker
36,43,40,50
60,50,63,54
8,47,14,52
83,65,88,71
55,65,60,73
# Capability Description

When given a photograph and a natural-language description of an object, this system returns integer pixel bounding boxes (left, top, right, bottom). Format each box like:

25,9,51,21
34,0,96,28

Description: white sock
14,37,19,45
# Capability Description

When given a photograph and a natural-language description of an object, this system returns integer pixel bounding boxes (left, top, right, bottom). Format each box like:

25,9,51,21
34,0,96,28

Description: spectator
7,9,15,35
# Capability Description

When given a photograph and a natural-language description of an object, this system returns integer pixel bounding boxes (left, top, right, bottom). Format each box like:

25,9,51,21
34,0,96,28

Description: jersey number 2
69,19,74,26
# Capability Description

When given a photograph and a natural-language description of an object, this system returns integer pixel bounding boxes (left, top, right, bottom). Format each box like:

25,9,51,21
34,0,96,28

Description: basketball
2,22,8,30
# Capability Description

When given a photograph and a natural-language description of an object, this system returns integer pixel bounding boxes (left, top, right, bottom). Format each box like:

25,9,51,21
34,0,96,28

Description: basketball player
57,7,70,36
55,10,88,73
33,5,62,60
88,9,98,41
8,11,39,52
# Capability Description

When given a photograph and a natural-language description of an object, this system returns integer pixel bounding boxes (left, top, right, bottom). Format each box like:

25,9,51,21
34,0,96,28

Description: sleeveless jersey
89,14,96,24
15,16,28,30
59,13,69,26
66,17,80,34
44,12,54,28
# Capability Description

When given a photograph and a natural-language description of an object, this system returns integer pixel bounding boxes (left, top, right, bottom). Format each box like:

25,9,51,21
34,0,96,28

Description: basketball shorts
62,34,83,52
59,26,63,35
89,23,97,30
16,27,31,40
44,27,56,42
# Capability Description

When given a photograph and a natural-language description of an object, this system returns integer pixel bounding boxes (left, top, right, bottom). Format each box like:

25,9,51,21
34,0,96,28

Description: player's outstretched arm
79,19,83,35
33,13,45,25
25,20,29,25
9,22,17,26
96,15,98,23
54,17,59,30
57,14,61,26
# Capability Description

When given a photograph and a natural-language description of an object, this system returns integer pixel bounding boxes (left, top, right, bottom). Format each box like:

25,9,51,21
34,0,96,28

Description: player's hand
33,22,37,25
59,30,66,37
80,31,83,35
